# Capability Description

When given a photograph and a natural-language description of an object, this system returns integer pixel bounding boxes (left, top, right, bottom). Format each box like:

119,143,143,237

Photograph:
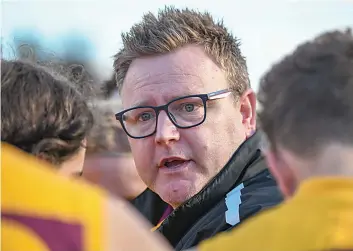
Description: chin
164,195,190,209
158,182,196,208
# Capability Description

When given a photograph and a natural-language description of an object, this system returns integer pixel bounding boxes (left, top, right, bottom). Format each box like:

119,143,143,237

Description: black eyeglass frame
115,89,231,139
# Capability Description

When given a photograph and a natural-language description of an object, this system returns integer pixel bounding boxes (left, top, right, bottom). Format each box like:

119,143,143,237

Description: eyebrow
130,100,152,107
130,92,199,108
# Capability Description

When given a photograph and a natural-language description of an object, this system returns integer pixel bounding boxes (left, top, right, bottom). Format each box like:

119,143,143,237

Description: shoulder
2,143,107,250
197,206,282,251
2,143,172,251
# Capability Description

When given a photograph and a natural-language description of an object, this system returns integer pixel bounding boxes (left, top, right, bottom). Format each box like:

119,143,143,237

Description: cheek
208,111,241,142
195,111,245,164
182,128,209,160
218,112,247,146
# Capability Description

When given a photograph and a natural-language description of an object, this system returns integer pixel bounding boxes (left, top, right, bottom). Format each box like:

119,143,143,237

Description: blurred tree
60,30,96,65
7,28,101,97
10,28,46,61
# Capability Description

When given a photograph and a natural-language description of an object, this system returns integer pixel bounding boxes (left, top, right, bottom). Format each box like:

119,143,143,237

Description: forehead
121,45,227,107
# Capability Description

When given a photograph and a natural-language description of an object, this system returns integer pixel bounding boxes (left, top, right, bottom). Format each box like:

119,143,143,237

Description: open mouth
159,157,191,170
164,159,186,168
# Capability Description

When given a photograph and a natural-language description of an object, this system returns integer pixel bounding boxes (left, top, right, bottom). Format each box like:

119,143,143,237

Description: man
195,29,353,251
113,6,282,249
1,143,172,251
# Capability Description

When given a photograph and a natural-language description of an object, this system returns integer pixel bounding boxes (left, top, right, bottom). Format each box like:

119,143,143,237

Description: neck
297,144,353,182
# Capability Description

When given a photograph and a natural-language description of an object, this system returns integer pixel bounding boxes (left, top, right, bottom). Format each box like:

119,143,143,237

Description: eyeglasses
115,89,231,139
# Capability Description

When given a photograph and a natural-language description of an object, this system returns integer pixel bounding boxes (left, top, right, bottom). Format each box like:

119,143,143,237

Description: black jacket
154,132,283,250
130,188,169,225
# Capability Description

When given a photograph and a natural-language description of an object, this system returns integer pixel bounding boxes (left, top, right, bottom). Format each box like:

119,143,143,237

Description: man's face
121,45,256,208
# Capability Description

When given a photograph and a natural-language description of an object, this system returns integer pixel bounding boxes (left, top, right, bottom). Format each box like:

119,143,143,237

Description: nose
155,111,180,145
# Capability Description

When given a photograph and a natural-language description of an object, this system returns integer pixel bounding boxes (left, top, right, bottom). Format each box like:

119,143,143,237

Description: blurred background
1,0,353,93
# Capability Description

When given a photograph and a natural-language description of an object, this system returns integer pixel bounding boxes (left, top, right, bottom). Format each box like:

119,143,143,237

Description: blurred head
258,29,353,198
114,7,256,208
101,73,119,99
84,99,146,199
1,59,94,176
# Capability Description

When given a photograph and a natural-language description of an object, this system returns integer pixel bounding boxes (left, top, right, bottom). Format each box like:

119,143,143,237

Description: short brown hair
113,6,250,99
1,59,94,165
258,29,353,157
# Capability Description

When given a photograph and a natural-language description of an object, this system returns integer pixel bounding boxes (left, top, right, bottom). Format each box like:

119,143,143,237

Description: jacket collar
158,131,267,245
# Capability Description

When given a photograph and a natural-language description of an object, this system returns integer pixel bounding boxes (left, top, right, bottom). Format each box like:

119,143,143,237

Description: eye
138,112,153,121
183,103,195,112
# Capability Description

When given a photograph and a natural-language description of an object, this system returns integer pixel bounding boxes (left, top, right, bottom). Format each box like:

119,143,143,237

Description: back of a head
114,6,250,99
41,61,99,99
86,98,131,155
100,73,118,99
83,99,143,199
258,29,353,157
1,59,94,165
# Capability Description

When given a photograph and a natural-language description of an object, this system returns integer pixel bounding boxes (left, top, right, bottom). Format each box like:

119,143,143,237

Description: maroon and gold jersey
1,143,171,251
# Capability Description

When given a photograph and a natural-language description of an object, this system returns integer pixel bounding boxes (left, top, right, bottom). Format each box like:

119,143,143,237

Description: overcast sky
2,0,353,91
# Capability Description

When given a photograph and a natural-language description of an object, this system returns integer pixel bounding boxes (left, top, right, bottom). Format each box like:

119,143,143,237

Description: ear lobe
265,150,294,198
36,152,50,163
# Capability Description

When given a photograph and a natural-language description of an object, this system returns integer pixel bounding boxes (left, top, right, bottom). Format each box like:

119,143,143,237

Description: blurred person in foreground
83,99,171,225
1,142,172,251
194,29,353,251
1,59,93,176
113,6,282,249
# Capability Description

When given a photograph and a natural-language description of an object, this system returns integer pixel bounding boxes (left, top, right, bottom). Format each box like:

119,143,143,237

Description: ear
36,152,52,164
81,138,87,148
265,149,296,198
239,89,257,138
59,143,87,177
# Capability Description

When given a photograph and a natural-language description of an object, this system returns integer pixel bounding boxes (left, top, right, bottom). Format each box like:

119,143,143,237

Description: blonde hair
113,6,250,99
